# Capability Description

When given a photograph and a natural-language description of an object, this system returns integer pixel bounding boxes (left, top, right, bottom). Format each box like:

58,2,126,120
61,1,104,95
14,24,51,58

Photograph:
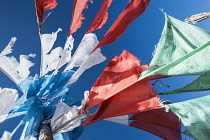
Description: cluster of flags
0,0,210,140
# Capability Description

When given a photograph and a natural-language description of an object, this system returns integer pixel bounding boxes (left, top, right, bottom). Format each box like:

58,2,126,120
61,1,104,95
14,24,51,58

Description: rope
151,0,165,14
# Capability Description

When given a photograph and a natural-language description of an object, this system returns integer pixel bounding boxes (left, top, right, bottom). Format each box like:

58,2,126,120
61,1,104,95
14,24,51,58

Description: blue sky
0,0,210,139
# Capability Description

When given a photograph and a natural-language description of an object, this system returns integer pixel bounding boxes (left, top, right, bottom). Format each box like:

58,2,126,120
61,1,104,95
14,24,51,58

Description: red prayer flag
92,0,150,52
83,50,160,125
86,0,113,34
83,79,159,125
35,0,57,24
84,50,142,111
44,0,57,10
129,104,182,140
68,0,93,35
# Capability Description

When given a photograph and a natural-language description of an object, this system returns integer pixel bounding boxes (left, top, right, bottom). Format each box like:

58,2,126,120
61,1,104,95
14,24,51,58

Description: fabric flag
35,0,57,33
140,14,210,80
0,37,35,84
163,95,210,140
35,0,57,24
160,72,210,95
102,105,182,140
86,0,113,34
64,33,100,71
104,115,129,125
130,102,182,140
83,80,160,125
0,88,18,123
0,131,12,140
84,50,142,110
40,28,64,76
92,0,150,52
68,0,93,35
66,48,106,85
50,102,87,134
83,50,160,125
52,93,86,140
64,33,106,84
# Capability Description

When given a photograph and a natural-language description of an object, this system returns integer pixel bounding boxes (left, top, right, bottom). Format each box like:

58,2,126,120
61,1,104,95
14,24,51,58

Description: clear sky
0,0,210,140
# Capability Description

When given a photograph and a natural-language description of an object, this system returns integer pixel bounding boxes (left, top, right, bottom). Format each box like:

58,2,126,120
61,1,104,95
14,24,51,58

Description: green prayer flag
163,95,210,140
139,14,210,80
160,72,210,95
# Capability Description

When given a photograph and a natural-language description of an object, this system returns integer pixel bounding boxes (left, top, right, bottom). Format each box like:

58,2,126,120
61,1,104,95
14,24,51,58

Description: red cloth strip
92,0,150,52
86,0,113,34
68,0,93,35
